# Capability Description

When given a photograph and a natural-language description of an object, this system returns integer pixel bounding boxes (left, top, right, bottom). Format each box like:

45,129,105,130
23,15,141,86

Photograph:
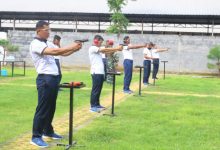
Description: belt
38,74,58,77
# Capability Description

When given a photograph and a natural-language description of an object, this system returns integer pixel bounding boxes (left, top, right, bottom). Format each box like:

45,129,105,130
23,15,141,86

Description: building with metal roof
0,0,220,35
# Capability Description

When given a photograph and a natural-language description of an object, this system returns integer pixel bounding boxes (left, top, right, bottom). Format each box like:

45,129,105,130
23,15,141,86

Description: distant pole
141,20,144,35
13,18,15,31
212,20,214,37
151,22,154,33
75,21,78,33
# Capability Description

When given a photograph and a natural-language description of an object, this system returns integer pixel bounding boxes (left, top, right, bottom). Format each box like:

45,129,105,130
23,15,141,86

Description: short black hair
54,35,61,41
36,20,49,29
94,35,104,41
123,36,130,43
149,42,154,46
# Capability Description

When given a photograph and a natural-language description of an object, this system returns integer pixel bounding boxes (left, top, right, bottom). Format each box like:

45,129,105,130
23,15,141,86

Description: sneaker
123,90,132,94
128,90,134,93
90,107,101,113
30,137,48,148
43,133,63,140
96,105,106,109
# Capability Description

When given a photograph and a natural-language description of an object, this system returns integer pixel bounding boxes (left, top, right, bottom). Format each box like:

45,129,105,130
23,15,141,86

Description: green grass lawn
0,67,138,144
1,68,220,150
52,74,220,150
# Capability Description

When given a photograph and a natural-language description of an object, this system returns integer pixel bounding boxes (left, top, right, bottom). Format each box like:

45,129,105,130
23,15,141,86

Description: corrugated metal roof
1,11,220,25
0,0,220,15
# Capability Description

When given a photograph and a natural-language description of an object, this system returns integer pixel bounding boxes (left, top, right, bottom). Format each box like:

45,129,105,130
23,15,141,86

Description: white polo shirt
29,39,58,75
143,48,152,61
89,45,104,74
151,49,160,59
52,44,60,60
122,46,133,60
101,53,106,59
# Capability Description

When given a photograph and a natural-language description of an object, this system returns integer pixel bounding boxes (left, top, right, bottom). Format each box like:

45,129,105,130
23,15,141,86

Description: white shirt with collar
89,45,104,74
151,49,160,59
29,39,58,75
100,46,106,59
143,48,152,61
52,44,60,60
122,45,133,60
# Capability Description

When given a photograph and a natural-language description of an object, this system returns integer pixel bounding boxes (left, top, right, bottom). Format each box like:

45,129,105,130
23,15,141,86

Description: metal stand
103,71,121,116
57,82,85,150
161,61,168,80
134,65,145,96
0,61,26,77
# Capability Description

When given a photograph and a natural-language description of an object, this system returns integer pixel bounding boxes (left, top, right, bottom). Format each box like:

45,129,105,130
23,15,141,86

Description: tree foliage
0,39,19,66
0,39,19,52
106,0,129,36
207,45,220,76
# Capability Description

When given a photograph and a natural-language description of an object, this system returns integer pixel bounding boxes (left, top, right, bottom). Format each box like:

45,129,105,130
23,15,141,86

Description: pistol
119,44,128,46
74,39,89,43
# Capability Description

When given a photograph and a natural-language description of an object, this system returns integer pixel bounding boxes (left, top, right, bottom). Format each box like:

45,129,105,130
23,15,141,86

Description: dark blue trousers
90,74,104,107
32,74,59,138
152,59,159,79
55,59,62,84
123,59,133,91
143,60,151,83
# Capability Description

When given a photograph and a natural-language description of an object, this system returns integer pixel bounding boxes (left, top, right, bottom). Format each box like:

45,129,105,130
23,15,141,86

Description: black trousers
32,74,59,138
152,59,159,79
90,74,104,107
55,59,62,84
102,58,107,81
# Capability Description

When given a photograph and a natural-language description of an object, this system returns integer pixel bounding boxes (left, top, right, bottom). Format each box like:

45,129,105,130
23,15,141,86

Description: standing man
89,35,123,113
143,42,155,85
105,39,119,84
29,20,82,148
53,35,62,87
122,36,146,94
151,44,169,79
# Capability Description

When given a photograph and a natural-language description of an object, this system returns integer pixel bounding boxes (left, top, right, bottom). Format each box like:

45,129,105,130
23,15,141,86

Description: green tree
106,0,129,37
0,39,19,65
207,45,220,76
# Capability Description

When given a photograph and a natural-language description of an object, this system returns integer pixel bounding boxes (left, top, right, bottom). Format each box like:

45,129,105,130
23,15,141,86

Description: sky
0,0,220,15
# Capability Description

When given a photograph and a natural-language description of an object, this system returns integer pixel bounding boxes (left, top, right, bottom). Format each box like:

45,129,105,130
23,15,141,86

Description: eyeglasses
40,28,51,32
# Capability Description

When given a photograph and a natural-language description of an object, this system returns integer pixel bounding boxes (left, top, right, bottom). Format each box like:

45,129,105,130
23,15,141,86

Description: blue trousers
152,59,159,79
32,74,59,138
143,60,151,83
90,74,104,107
123,59,133,91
